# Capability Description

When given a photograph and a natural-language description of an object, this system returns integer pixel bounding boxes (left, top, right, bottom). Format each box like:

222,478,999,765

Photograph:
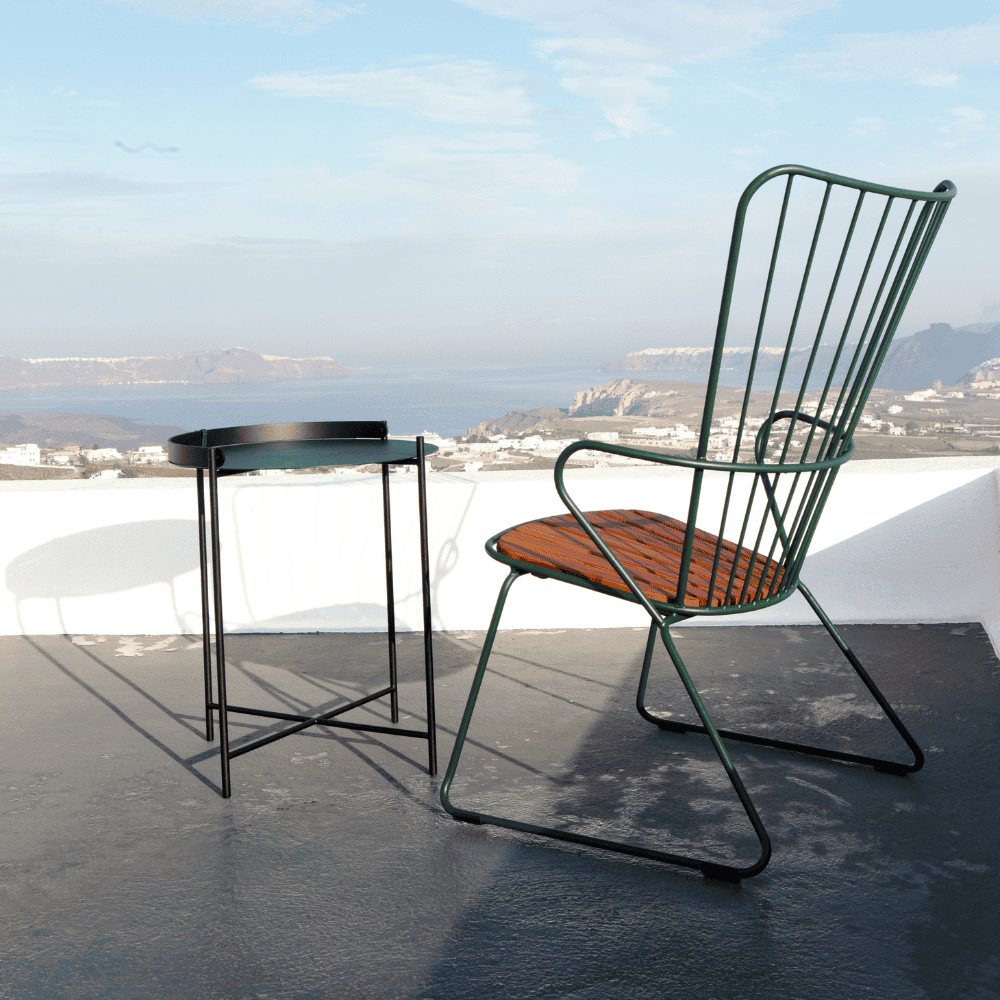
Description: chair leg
798,582,924,773
636,583,924,775
441,573,771,881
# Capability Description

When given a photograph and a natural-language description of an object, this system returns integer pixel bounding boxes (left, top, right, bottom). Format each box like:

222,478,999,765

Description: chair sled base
440,570,772,882
448,804,746,882
441,574,926,882
636,580,924,777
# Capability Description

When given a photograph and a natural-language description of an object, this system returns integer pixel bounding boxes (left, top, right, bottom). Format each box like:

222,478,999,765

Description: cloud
533,37,671,136
248,60,537,124
373,133,582,197
455,1,838,61
937,106,988,147
2,126,92,144
950,105,987,129
106,0,361,32
265,132,583,222
453,1,836,135
0,170,211,199
790,20,1000,84
851,116,882,136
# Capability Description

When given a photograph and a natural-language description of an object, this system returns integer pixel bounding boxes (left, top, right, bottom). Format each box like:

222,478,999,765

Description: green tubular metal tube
445,165,954,879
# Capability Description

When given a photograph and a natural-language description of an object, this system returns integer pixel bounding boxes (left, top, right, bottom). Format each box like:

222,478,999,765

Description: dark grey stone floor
1,624,997,999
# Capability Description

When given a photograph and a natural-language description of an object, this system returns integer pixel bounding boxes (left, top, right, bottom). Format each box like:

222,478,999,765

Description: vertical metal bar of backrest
779,193,951,590
830,199,908,411
788,188,867,464
764,182,832,421
736,434,789,605
787,466,844,583
840,197,947,442
208,446,231,798
830,199,919,443
741,471,790,603
779,201,934,589
754,470,800,601
737,183,833,603
742,181,832,599
381,462,398,723
819,198,914,459
676,173,761,604
722,482,767,604
707,174,795,606
779,467,832,584
750,174,951,606
753,405,817,602
812,195,895,462
765,184,868,580
416,437,437,775
755,464,830,599
196,462,214,742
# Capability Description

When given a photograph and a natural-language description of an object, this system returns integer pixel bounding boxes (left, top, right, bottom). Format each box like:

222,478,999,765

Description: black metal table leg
207,447,231,798
416,437,437,775
196,467,214,742
381,462,399,723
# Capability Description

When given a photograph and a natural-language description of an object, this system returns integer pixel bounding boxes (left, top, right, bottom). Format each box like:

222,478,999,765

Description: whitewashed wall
2,457,998,649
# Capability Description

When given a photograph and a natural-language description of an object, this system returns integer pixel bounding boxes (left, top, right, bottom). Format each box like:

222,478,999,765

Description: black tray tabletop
169,435,438,472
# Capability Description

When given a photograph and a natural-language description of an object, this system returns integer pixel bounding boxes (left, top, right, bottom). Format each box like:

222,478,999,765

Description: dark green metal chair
440,164,956,881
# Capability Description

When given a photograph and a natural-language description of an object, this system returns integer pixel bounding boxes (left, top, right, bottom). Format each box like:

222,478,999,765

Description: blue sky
2,0,998,365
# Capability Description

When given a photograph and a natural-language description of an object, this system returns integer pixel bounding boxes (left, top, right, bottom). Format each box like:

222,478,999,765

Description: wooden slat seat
495,509,785,609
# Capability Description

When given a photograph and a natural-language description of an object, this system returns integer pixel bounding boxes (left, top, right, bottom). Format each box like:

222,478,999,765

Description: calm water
0,363,804,439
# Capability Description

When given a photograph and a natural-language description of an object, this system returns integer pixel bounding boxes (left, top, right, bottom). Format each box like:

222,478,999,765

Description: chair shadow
422,622,1000,1000
22,629,482,796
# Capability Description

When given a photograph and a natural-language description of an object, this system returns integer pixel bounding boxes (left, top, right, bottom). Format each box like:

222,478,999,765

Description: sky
2,0,999,366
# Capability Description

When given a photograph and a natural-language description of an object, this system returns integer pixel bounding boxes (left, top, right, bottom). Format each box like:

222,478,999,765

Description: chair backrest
675,165,955,613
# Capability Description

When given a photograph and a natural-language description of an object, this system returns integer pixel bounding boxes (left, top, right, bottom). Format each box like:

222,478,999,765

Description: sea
0,361,803,440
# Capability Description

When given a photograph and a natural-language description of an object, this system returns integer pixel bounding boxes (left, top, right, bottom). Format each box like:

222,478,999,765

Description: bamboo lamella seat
496,510,785,609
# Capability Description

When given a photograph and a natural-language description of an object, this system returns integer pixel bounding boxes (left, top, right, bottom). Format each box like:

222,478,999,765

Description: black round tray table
168,421,438,797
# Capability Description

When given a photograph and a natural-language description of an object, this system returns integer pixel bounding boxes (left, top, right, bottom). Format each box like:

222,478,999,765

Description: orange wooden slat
495,509,784,608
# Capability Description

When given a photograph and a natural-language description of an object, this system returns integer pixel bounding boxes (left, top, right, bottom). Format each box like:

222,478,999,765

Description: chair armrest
553,436,851,481
753,410,848,465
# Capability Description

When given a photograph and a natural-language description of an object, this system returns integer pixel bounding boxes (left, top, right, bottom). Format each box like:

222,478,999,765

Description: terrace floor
1,623,997,999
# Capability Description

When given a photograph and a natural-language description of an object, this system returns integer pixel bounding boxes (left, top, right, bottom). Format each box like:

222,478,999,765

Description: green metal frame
441,164,956,880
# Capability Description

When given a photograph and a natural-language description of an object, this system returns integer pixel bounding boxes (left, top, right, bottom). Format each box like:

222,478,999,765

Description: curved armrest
553,435,852,482
753,410,848,465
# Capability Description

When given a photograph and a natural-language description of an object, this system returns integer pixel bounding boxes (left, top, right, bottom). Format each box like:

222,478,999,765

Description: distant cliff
601,323,1000,390
877,323,1000,389
600,345,831,374
0,347,349,391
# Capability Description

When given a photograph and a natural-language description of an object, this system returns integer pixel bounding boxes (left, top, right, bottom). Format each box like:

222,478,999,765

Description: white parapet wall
1,456,999,648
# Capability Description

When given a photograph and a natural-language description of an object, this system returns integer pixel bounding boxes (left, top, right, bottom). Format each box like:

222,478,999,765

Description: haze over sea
0,362,819,441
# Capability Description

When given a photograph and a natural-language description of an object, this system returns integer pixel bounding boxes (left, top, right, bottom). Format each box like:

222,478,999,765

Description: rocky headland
0,346,349,391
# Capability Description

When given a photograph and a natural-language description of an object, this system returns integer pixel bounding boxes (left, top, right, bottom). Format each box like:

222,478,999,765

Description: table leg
416,437,437,775
208,448,232,798
196,469,214,742
381,463,399,723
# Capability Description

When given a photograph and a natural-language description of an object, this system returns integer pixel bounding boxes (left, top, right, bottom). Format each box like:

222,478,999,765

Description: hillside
601,323,1000,391
0,413,182,449
0,347,349,391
